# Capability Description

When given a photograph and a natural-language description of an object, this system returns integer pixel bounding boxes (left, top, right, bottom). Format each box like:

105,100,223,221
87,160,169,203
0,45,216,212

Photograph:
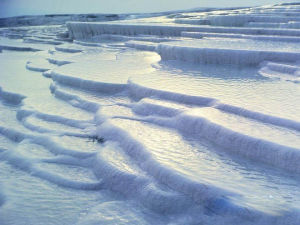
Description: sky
0,0,290,18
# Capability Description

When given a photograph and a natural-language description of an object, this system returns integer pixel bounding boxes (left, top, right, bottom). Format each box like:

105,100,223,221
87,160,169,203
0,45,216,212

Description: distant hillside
0,14,122,27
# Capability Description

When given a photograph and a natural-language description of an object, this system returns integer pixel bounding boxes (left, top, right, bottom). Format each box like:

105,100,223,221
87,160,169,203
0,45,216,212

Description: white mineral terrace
0,2,300,225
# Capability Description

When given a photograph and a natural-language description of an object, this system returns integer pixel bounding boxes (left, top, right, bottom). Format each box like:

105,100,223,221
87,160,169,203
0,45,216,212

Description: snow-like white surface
0,3,300,225
181,31,300,42
67,21,300,39
155,40,300,66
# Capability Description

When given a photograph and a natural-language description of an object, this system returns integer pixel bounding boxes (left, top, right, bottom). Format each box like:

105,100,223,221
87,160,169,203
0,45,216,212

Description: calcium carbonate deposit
0,2,300,225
